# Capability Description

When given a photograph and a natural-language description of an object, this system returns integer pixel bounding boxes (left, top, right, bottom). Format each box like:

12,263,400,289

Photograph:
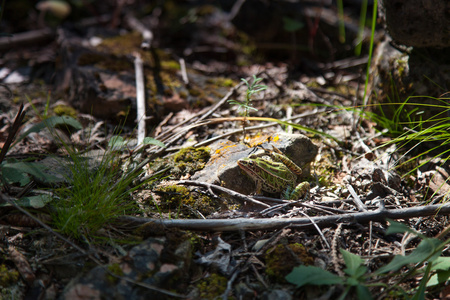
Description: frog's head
237,156,261,179
237,155,292,180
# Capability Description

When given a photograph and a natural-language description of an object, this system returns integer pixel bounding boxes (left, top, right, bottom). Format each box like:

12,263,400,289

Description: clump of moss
150,147,210,179
106,263,124,284
53,105,78,118
196,273,228,299
206,77,236,88
265,243,314,282
155,184,216,217
174,147,209,163
161,60,180,71
0,264,19,287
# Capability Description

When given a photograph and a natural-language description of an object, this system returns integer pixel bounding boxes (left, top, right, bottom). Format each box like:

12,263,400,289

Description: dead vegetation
1,1,450,299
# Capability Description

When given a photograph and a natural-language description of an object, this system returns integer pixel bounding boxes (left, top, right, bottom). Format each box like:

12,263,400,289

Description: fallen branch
118,202,450,232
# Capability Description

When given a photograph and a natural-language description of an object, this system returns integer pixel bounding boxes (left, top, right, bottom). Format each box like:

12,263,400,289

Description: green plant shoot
228,74,267,141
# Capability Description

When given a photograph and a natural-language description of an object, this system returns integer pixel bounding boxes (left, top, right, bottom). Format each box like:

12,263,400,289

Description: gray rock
379,0,450,48
192,133,318,196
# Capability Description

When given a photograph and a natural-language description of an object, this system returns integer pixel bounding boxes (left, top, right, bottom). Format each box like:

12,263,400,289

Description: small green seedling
228,74,267,141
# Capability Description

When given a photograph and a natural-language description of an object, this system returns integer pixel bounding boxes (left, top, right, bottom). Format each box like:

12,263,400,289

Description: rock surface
192,133,318,196
379,0,450,48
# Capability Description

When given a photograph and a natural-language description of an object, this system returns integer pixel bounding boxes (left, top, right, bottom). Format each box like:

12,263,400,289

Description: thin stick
179,58,189,85
0,104,25,164
119,202,450,232
134,52,146,145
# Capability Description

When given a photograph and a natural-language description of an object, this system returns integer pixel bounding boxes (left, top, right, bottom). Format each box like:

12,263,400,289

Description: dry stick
125,13,153,49
179,58,189,85
119,202,450,232
134,52,146,146
0,28,55,50
194,108,328,147
154,71,268,149
347,184,368,212
152,82,244,151
0,104,25,164
296,210,331,249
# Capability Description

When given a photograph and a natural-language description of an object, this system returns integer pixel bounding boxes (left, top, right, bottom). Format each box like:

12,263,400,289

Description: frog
237,146,310,200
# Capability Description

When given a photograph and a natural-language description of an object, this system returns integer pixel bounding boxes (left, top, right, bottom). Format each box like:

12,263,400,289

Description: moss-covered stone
154,184,217,218
196,273,228,299
265,243,314,282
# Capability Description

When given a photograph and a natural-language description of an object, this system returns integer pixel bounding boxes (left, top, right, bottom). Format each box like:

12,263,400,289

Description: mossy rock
265,243,314,282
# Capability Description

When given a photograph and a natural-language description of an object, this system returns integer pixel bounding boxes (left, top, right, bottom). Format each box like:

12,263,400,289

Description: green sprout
228,74,267,141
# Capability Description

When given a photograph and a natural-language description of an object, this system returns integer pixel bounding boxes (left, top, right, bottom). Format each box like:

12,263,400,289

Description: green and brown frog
237,146,310,200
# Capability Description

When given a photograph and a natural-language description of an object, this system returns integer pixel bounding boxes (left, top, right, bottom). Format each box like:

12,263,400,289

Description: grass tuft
51,147,150,240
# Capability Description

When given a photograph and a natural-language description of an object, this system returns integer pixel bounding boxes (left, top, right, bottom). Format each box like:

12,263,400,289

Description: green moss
155,185,216,217
0,264,19,287
106,263,124,284
206,77,236,88
265,243,314,282
53,105,78,118
161,60,180,71
157,185,192,209
196,273,228,299
174,147,210,164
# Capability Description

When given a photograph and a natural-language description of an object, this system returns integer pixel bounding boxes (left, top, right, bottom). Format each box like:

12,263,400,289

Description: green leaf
412,263,431,300
427,257,450,287
108,136,126,148
386,220,425,238
427,269,450,287
286,266,343,287
356,284,373,300
430,256,450,271
142,137,165,148
282,16,304,32
13,116,82,147
16,195,53,208
375,238,443,274
0,194,53,208
1,161,62,185
241,78,249,86
1,164,31,186
341,249,364,276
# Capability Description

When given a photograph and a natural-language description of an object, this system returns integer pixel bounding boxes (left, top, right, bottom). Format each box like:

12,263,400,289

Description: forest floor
1,1,450,299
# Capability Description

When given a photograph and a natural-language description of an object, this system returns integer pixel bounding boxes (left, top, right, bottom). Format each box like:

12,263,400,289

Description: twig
297,210,330,249
347,184,368,212
125,13,153,49
0,104,25,165
134,52,146,146
118,202,450,232
194,108,328,147
179,58,189,85
0,28,55,50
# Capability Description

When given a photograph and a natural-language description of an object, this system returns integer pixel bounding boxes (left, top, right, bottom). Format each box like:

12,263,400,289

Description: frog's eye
246,160,255,166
